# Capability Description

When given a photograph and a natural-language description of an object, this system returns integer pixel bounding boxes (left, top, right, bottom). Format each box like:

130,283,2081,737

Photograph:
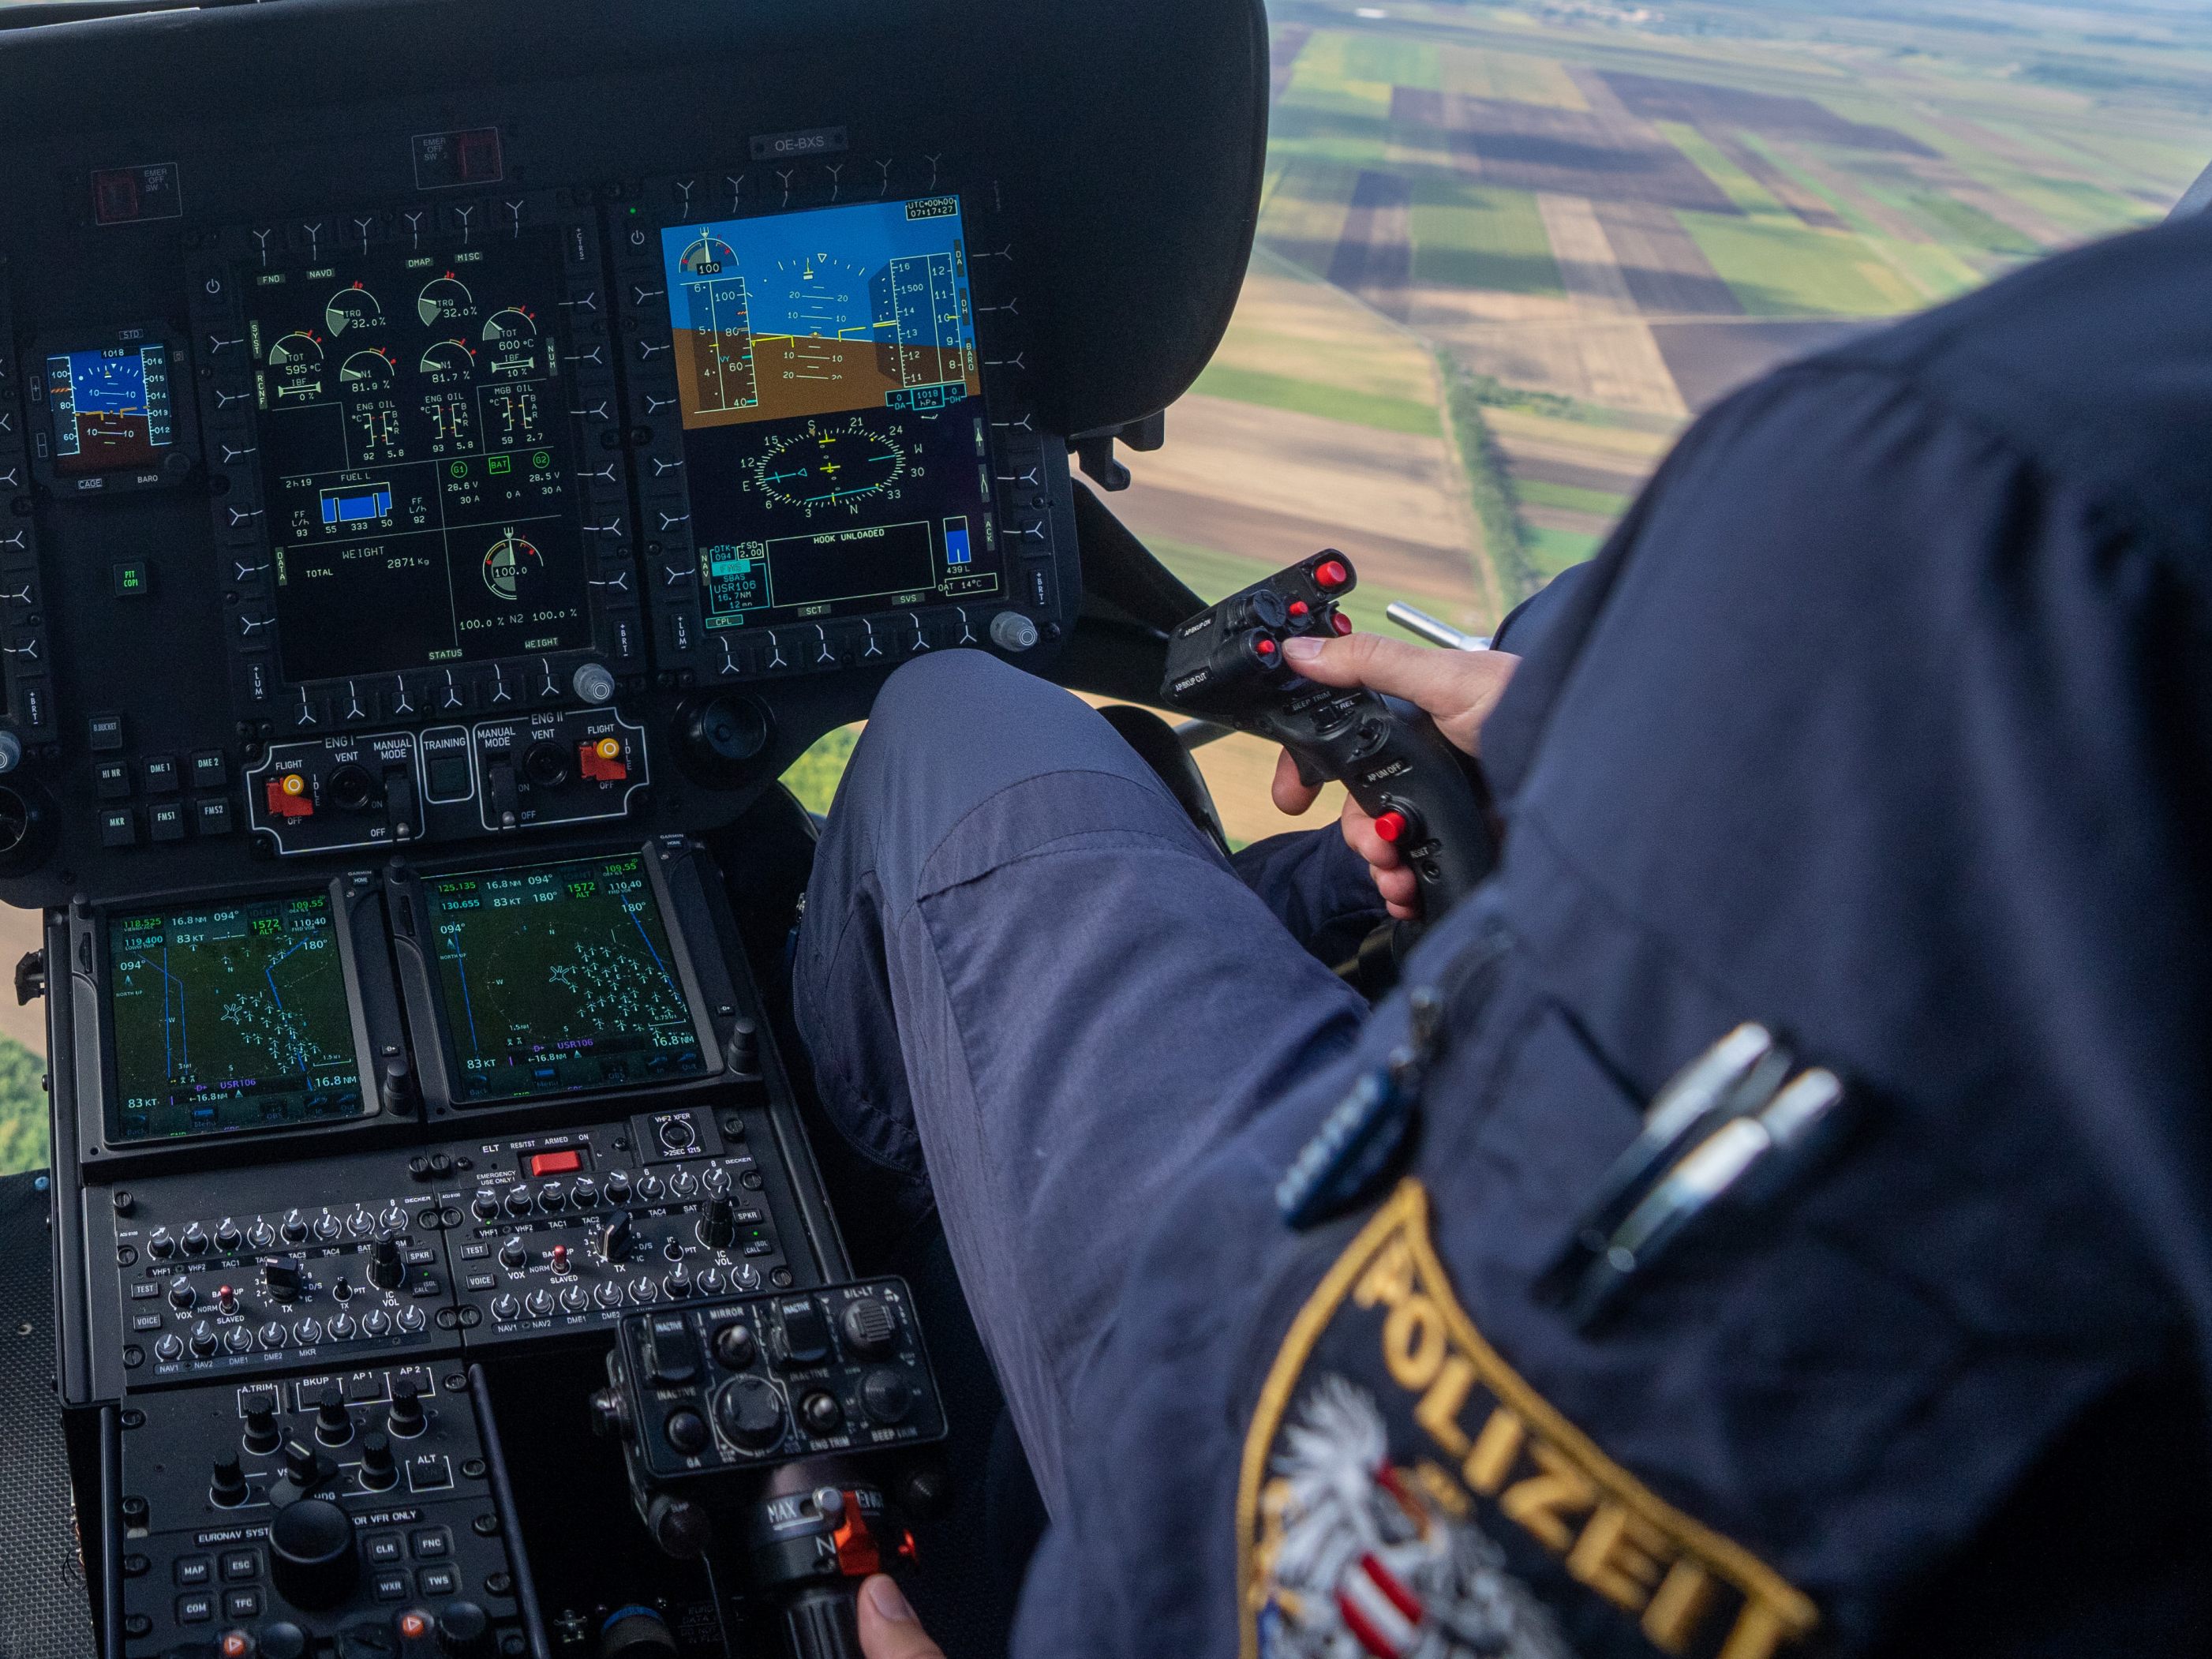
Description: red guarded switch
529,1150,582,1178
264,776,314,818
579,736,627,782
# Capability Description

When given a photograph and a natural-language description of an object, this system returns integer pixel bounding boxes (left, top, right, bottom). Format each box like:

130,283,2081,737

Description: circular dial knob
840,1298,898,1358
713,1375,786,1451
367,1233,405,1290
268,1497,359,1608
694,1197,735,1251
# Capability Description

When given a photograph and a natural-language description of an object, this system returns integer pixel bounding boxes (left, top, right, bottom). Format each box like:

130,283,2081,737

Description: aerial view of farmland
1099,0,2212,842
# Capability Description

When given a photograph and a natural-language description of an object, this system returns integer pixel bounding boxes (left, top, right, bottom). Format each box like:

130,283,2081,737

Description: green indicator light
450,461,468,478
532,451,551,469
488,455,512,475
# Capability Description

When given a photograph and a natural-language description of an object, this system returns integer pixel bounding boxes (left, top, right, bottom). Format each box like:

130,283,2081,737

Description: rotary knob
841,1298,898,1358
387,1376,427,1437
181,1226,210,1256
148,1230,177,1260
359,1432,397,1492
713,1375,786,1451
503,1187,533,1217
190,1321,219,1358
526,1288,555,1318
215,1223,242,1253
605,1171,633,1203
155,1334,184,1363
559,1283,589,1313
593,1281,623,1309
168,1279,196,1311
281,1215,308,1245
492,1294,520,1322
224,1326,254,1354
537,1185,566,1212
668,1170,698,1199
268,1497,359,1609
346,1210,375,1238
249,1221,278,1251
313,1213,342,1242
368,1233,405,1290
695,1197,735,1250
635,1174,664,1202
570,1178,600,1208
243,1391,282,1453
471,1191,501,1223
361,1309,393,1338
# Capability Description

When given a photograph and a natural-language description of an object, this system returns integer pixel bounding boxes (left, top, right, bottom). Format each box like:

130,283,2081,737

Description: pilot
798,204,2212,1657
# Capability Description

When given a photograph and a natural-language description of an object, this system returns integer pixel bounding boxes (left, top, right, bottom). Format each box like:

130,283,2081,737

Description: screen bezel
404,843,724,1111
92,880,385,1148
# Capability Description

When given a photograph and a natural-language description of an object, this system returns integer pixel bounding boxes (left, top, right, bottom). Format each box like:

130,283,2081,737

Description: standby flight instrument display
46,340,174,474
425,852,706,1102
241,231,593,683
106,893,363,1143
664,195,1005,631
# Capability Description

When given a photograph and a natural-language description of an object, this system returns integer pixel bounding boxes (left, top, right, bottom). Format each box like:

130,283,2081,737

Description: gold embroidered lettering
1382,1294,1449,1391
1499,1441,1598,1552
1641,1558,1720,1654
1566,1501,1670,1613
1462,1405,1527,1496
1352,1237,1416,1310
1413,1353,1479,1458
1717,1597,1802,1659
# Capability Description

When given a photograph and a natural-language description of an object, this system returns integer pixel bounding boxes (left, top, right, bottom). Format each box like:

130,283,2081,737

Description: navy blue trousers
792,650,1373,1515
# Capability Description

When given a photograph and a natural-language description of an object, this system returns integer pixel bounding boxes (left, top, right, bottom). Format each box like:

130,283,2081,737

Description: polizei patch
1237,1182,1817,1659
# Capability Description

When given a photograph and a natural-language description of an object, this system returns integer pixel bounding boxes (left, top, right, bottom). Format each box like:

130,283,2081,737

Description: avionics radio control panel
0,153,1076,909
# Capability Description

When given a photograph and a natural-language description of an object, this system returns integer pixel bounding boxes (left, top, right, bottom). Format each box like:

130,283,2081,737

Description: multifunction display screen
661,196,1002,629
241,233,592,682
107,893,363,1142
424,852,705,1101
46,341,174,474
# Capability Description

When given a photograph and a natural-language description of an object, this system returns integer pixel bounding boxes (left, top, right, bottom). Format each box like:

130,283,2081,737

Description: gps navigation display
661,196,1003,631
424,852,706,1102
46,341,175,474
240,232,593,683
107,893,364,1143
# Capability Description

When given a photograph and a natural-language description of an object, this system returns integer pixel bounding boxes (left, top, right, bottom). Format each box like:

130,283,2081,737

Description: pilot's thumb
857,1575,945,1659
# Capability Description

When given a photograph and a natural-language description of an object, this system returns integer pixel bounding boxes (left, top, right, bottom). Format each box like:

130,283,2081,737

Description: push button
222,1589,261,1620
219,1550,259,1582
99,807,138,848
197,797,234,836
366,1534,403,1564
95,759,130,800
149,801,187,842
408,1528,449,1560
425,754,472,802
372,1570,410,1601
177,1592,214,1623
88,713,124,752
416,1565,458,1597
191,751,226,788
175,1556,213,1586
142,754,179,792
111,560,152,598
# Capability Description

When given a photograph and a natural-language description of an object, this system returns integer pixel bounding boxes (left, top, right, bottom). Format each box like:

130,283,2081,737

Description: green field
0,1037,47,1176
1516,478,1632,519
1191,363,1442,437
1408,178,1563,296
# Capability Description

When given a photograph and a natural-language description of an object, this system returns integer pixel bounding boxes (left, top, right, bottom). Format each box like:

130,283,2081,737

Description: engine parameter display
46,341,174,474
107,893,362,1143
425,852,705,1101
661,197,1002,629
241,232,592,682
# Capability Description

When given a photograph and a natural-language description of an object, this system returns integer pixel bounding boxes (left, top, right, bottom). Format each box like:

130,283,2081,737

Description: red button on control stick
1331,612,1353,636
1372,811,1409,844
1313,559,1349,590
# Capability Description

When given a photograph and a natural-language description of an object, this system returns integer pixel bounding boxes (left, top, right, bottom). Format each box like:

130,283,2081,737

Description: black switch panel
612,1277,945,1481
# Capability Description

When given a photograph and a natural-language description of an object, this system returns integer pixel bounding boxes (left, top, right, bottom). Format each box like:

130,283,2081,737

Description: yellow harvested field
1437,43,1589,109
1211,256,1442,406
1483,406,1678,465
1132,393,1473,560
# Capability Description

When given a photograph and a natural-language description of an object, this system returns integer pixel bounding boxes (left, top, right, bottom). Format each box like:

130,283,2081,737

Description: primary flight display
106,893,363,1142
660,196,1003,631
424,852,705,1102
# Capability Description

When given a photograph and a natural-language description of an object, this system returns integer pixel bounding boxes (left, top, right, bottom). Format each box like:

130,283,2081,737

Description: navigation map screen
424,852,706,1102
662,196,1003,630
107,893,364,1143
241,233,592,682
47,342,174,474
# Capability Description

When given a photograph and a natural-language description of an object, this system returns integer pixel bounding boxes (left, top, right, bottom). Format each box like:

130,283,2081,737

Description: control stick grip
780,1583,863,1659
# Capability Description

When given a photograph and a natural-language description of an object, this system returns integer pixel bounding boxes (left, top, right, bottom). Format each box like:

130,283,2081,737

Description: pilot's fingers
858,1576,945,1659
1281,632,1518,755
1271,747,1323,816
1342,799,1421,919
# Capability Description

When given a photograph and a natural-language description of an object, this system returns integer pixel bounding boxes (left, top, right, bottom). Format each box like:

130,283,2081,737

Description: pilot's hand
1271,631,1519,920
857,1575,945,1659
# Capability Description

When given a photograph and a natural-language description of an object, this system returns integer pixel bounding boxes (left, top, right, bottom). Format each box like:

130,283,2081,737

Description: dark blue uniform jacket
1014,211,2212,1657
